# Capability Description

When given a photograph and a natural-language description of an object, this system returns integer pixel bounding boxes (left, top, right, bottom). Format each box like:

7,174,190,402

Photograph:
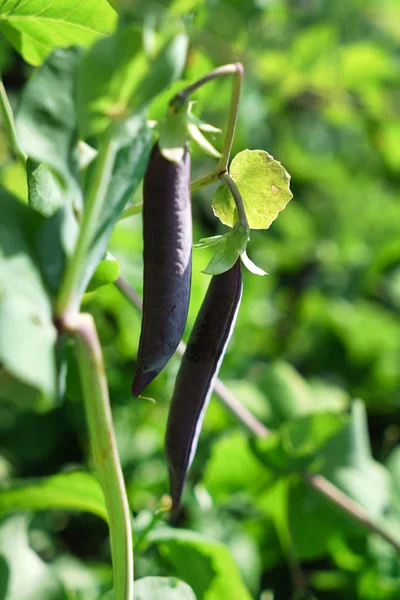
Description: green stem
56,131,117,315
62,312,134,600
217,63,243,173
0,79,27,163
221,171,249,229
176,63,243,193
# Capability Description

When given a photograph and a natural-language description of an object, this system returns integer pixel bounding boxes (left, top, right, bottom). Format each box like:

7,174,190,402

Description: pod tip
131,369,157,397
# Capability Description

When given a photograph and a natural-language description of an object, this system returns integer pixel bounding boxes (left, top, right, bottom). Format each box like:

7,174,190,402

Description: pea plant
1,5,400,600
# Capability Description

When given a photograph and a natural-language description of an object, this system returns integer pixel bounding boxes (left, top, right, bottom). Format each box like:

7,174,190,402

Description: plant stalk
221,171,249,229
56,131,117,316
174,63,243,193
62,312,134,600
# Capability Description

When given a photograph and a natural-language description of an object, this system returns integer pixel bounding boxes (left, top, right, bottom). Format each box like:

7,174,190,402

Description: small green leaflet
213,149,293,229
196,222,249,275
195,224,267,276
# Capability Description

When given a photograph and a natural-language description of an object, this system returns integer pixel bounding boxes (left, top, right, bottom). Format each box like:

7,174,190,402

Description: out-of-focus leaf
16,47,82,192
53,555,100,600
149,528,253,600
77,26,187,137
203,432,273,503
27,159,78,292
135,577,197,600
78,117,152,299
0,0,116,66
259,361,317,426
0,189,57,411
26,160,63,217
0,516,67,599
86,254,120,293
320,401,391,520
212,150,292,229
253,413,347,475
0,471,107,521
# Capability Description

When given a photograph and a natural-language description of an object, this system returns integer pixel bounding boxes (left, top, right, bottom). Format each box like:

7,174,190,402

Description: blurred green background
2,0,400,598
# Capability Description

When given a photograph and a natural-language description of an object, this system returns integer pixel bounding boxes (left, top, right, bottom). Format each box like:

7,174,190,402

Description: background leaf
0,471,107,521
135,576,197,600
0,189,56,411
0,516,67,599
77,27,188,137
150,529,253,600
16,47,82,191
0,0,116,66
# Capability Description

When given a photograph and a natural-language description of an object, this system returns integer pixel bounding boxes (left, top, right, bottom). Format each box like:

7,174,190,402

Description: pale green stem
62,312,134,600
221,171,249,230
56,131,117,316
0,79,27,163
174,63,243,193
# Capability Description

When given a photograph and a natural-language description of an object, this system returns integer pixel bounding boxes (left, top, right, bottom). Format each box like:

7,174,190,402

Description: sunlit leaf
0,0,117,66
212,150,293,229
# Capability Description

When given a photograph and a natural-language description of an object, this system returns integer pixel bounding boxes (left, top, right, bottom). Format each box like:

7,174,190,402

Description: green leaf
0,516,67,599
200,223,249,275
320,400,391,520
135,577,197,600
212,150,293,229
259,361,318,427
78,118,152,298
0,471,107,521
149,529,253,600
0,189,57,411
26,160,63,217
86,253,120,293
253,413,348,475
26,159,79,292
16,47,82,192
0,0,117,66
77,26,187,137
203,432,273,503
131,33,188,113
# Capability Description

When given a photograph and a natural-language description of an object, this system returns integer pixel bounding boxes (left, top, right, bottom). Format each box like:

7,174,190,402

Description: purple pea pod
165,259,243,510
132,142,192,397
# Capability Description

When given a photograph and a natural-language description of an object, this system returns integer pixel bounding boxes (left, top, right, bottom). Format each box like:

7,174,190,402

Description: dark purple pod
165,259,243,510
132,142,192,397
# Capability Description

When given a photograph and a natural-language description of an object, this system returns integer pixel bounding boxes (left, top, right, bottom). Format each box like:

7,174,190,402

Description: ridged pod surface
132,142,192,397
165,259,243,510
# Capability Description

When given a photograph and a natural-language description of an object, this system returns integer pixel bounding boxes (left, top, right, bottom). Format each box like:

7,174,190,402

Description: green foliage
149,529,252,600
1,1,400,599
0,189,56,410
